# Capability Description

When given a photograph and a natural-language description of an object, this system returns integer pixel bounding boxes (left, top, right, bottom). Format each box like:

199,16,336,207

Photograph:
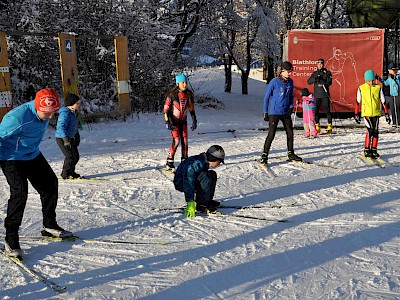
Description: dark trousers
56,138,80,178
0,153,58,232
195,170,217,205
315,97,332,124
389,96,400,127
263,115,294,157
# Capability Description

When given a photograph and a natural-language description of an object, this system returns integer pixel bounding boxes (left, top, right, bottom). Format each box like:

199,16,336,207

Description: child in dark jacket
173,145,225,218
55,93,82,179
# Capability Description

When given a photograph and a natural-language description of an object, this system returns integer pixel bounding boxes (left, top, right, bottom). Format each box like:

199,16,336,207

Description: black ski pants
389,96,400,127
56,137,80,178
314,97,332,124
195,170,217,206
0,153,58,233
263,114,294,157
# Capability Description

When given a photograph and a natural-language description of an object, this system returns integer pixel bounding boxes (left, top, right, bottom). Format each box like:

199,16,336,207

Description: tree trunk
224,55,233,93
241,72,249,95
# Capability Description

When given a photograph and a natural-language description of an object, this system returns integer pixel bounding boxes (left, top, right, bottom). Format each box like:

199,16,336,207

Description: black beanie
301,88,310,96
281,61,293,71
64,93,80,106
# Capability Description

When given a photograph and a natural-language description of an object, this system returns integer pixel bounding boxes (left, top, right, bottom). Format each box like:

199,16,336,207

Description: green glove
185,201,196,218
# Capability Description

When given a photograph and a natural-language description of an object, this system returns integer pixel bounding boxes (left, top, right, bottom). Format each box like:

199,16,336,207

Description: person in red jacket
163,73,197,170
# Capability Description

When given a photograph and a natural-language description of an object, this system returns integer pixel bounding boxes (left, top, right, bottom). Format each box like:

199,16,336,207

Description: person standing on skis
55,93,82,179
173,145,225,218
355,70,390,158
376,63,400,128
299,88,318,138
307,58,333,133
0,88,73,259
163,73,197,170
260,61,302,165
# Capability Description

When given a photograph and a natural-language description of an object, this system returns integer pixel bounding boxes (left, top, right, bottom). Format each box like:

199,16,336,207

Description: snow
1,68,400,299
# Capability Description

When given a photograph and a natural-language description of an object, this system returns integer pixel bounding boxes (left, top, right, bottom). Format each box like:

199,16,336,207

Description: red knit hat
34,88,60,113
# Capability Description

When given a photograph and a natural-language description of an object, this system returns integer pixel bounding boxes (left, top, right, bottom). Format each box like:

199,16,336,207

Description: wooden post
0,32,12,122
58,33,79,101
114,36,131,114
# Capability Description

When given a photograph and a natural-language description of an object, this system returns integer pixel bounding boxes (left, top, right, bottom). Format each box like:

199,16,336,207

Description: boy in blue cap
355,70,390,158
163,73,197,170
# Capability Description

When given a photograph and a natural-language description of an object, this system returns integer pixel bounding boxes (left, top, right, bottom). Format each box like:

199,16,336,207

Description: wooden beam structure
58,33,79,101
114,36,131,115
0,32,12,122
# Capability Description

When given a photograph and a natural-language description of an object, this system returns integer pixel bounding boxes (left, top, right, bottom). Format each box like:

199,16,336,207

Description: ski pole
292,100,299,127
394,96,399,128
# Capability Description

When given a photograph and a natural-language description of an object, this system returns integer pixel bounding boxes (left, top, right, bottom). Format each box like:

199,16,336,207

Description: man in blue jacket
173,145,225,218
261,61,302,165
55,93,82,179
0,88,73,259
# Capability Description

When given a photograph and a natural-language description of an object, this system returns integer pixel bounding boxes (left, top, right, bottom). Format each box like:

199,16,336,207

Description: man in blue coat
55,93,82,179
0,88,73,259
261,61,302,165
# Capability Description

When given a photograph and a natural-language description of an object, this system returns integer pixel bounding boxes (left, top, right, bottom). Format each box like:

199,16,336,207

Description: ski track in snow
1,68,400,299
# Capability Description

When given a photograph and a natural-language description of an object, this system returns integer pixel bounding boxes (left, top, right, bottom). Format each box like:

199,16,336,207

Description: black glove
375,75,382,82
74,132,80,147
63,137,71,149
263,113,269,122
354,113,361,124
385,113,391,124
166,123,175,131
191,113,197,131
286,108,293,116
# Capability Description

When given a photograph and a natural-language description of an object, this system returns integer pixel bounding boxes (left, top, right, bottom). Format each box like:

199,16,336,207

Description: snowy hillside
1,68,400,299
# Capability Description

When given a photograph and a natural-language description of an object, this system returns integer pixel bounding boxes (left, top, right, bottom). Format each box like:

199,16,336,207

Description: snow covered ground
1,68,400,299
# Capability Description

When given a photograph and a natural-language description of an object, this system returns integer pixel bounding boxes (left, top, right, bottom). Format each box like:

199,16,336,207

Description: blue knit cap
175,73,188,84
364,70,375,81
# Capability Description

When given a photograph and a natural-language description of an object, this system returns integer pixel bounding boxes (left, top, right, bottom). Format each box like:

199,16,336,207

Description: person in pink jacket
299,88,318,137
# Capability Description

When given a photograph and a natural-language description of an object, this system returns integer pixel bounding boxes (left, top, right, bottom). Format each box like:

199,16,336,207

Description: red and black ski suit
163,87,196,162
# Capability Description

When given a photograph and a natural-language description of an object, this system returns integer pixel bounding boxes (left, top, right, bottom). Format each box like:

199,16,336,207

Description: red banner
287,29,384,113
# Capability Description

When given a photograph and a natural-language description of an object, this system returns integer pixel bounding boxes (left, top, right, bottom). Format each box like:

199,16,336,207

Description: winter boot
260,152,268,165
371,148,380,159
4,231,22,258
71,172,83,179
316,123,321,133
363,148,372,157
324,123,333,134
207,200,221,209
166,158,175,170
42,224,73,238
287,151,302,162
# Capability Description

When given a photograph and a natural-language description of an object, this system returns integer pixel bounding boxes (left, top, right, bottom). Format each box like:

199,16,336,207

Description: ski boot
42,224,73,238
260,153,268,166
316,123,321,133
324,123,333,134
4,231,22,259
166,158,175,171
371,148,380,159
287,151,302,162
363,148,372,157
